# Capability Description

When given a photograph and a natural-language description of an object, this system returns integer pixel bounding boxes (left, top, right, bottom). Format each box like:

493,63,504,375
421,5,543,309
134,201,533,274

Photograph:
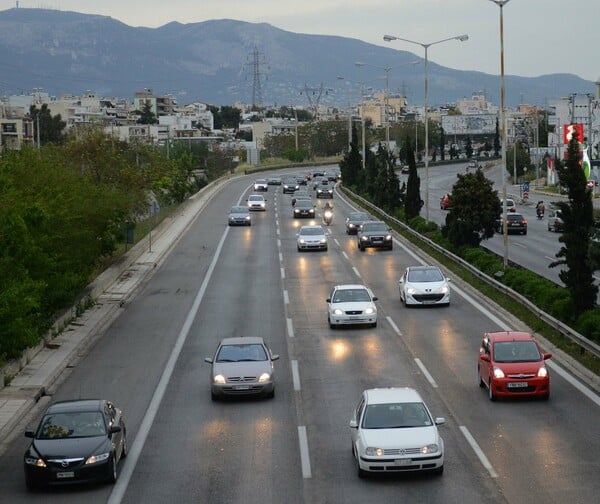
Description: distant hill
0,7,594,107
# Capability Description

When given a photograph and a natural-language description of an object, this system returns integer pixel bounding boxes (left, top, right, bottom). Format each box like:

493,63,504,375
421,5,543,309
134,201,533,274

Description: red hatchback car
478,331,552,401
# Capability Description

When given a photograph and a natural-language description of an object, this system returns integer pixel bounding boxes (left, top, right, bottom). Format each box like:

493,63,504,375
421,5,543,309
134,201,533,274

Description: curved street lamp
383,33,468,221
354,60,420,151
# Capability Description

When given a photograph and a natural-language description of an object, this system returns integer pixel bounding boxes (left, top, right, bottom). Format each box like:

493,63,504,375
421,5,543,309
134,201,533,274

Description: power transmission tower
244,46,267,109
302,83,333,119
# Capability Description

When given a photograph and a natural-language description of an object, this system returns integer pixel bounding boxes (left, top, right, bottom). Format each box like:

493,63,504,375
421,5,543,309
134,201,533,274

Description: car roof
485,331,535,342
248,194,265,199
300,225,324,232
219,336,265,346
230,206,249,212
46,399,104,414
334,284,369,291
364,387,423,405
407,265,441,272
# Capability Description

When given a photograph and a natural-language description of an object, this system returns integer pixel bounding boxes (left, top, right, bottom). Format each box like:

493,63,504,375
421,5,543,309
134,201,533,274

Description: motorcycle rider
323,201,333,225
536,200,545,219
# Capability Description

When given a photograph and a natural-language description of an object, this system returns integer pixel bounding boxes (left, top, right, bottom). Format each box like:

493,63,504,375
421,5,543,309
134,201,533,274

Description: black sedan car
345,212,371,235
357,221,393,250
24,399,127,489
293,199,316,218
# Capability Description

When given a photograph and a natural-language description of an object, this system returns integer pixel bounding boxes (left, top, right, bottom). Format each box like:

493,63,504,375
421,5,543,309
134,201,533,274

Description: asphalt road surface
1,168,598,503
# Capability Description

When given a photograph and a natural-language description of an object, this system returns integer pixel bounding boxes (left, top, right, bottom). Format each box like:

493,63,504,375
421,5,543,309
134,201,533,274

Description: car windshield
255,179,266,183
249,196,263,201
300,227,323,236
216,344,268,362
332,288,370,303
349,213,369,222
361,222,388,232
230,207,247,213
407,268,443,283
36,411,106,439
296,201,313,208
493,341,541,362
362,402,432,429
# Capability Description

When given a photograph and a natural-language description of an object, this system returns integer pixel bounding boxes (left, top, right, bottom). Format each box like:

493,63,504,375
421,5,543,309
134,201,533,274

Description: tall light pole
487,0,511,268
355,60,420,152
383,33,468,221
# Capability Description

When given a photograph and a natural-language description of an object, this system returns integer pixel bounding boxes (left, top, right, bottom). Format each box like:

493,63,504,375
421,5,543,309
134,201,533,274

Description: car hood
213,360,273,377
32,436,108,458
493,361,545,374
332,301,374,312
360,229,389,236
406,280,447,292
360,426,439,448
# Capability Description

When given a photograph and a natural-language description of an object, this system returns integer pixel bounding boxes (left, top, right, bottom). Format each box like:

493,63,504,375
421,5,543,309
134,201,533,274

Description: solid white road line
546,360,600,407
459,426,498,478
108,227,230,504
386,316,401,335
287,317,295,338
297,426,312,479
352,266,361,278
291,360,301,391
414,358,438,388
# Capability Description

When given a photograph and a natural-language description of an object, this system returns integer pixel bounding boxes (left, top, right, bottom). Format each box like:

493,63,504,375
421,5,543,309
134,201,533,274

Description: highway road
402,161,600,287
0,168,598,503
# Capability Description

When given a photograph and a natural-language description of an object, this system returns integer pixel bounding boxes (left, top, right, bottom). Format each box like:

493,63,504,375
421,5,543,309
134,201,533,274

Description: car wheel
541,392,550,401
433,465,444,475
488,378,496,401
121,431,128,458
25,474,39,491
107,453,118,483
388,244,393,250
371,321,377,328
356,456,366,479
266,389,275,399
478,367,485,388
522,230,527,235
211,391,219,402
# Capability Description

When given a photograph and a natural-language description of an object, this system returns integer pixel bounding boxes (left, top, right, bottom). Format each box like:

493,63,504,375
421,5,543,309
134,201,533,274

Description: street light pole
383,33,468,222
488,0,511,268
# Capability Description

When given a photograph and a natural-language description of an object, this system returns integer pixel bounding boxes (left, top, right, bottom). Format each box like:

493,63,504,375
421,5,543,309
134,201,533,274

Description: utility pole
243,46,267,109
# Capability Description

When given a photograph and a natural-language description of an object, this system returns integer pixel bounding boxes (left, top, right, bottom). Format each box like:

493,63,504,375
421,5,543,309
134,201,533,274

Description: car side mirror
434,417,446,426
480,354,490,362
372,296,378,301
543,352,552,360
25,429,35,438
326,298,331,303
446,277,451,282
349,419,358,429
271,354,280,361
204,357,213,364
109,425,122,434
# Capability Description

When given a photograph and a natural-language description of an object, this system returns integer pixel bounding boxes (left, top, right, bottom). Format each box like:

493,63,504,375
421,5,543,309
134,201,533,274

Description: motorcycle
323,209,333,226
536,210,544,220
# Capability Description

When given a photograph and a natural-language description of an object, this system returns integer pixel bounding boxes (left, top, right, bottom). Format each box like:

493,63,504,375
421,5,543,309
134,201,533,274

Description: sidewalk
0,177,235,449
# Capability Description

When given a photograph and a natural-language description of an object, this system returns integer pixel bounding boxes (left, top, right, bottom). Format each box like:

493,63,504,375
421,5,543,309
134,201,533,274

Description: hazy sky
3,0,598,82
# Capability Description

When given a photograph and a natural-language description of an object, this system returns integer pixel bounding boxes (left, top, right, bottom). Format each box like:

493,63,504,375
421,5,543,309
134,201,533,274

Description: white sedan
326,284,377,328
297,225,328,251
350,387,445,478
399,265,450,306
247,194,267,211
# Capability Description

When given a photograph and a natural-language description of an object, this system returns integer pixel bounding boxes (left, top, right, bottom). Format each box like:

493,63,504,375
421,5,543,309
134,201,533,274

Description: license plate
394,459,412,466
349,316,360,320
234,385,250,390
507,382,528,388
56,471,75,479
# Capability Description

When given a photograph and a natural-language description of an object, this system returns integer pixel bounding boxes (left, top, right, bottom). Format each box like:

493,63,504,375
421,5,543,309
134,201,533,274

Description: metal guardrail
343,187,600,360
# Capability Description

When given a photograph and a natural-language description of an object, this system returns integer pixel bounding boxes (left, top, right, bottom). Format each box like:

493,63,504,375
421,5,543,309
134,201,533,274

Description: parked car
357,221,393,250
350,387,445,477
23,399,127,488
547,209,563,232
228,205,251,226
247,194,267,211
399,266,450,306
297,225,328,251
496,212,527,235
205,337,279,400
253,179,268,192
345,212,371,235
326,284,378,328
293,199,316,218
477,331,551,401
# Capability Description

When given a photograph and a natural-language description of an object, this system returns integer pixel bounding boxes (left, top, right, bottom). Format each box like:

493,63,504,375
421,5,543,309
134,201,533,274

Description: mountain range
0,7,594,108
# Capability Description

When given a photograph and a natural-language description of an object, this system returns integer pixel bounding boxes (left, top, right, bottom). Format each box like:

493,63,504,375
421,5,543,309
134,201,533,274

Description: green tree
30,104,66,145
339,123,362,188
506,140,531,181
209,105,241,129
136,101,158,124
550,134,598,317
403,136,421,221
465,137,473,159
442,169,500,247
440,126,446,161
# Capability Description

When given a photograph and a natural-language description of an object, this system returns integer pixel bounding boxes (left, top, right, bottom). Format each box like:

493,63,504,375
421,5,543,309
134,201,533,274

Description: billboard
441,114,496,136
563,123,584,145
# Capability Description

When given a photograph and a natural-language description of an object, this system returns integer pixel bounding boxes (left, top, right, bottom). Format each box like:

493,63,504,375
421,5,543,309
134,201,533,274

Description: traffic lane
279,214,507,503
327,225,600,503
0,180,258,502
119,186,303,503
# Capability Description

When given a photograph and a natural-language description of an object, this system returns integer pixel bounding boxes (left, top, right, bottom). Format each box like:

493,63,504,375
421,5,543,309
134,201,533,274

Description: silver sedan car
297,225,328,251
204,337,279,400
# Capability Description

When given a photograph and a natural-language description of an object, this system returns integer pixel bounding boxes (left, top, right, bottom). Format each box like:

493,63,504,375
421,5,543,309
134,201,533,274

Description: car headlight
245,216,251,220
385,234,392,240
258,372,271,383
294,209,300,213
360,236,368,241
421,444,439,454
493,367,505,379
260,203,265,207
85,452,110,465
538,366,548,377
365,447,384,457
24,456,46,467
406,287,417,295
213,374,226,384
320,238,327,244
440,286,449,294
299,239,306,244
364,307,375,315
333,308,343,315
